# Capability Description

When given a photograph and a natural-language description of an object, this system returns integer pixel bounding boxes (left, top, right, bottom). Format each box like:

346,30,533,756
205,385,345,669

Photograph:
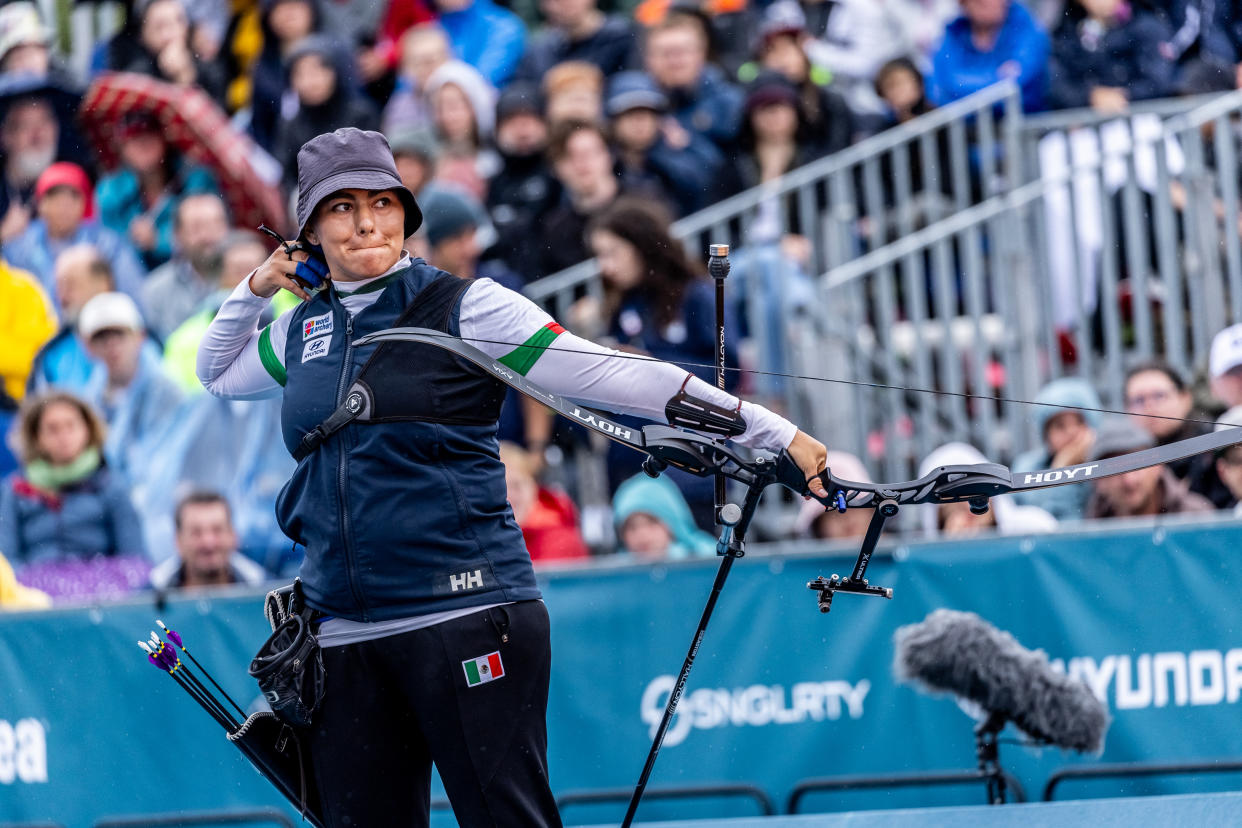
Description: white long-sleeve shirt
196,261,797,453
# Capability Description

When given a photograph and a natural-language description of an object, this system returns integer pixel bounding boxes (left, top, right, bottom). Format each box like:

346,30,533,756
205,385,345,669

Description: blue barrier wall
3,516,1242,825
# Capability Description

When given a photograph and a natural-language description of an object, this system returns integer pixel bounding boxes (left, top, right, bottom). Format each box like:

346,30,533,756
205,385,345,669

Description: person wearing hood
110,0,226,103
246,0,322,154
424,59,499,201
432,0,525,87
1085,418,1215,520
1010,377,1100,521
381,23,451,137
78,292,184,485
486,82,560,283
612,471,717,560
275,34,380,189
920,442,1057,536
606,70,716,217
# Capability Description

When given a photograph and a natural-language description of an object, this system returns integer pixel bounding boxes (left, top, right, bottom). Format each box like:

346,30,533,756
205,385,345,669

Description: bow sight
805,461,1011,612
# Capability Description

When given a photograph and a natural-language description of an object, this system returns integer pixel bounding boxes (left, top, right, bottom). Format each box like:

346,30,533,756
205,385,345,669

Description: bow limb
1009,425,1242,492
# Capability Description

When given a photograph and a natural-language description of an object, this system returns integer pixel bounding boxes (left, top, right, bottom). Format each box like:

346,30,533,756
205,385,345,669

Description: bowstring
398,329,1242,431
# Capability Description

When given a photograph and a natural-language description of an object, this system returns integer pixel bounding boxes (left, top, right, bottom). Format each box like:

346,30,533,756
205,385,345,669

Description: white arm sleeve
196,275,290,400
459,279,798,452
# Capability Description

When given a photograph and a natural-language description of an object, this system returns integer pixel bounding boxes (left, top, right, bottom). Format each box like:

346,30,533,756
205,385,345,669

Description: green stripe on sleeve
258,325,287,387
498,323,563,376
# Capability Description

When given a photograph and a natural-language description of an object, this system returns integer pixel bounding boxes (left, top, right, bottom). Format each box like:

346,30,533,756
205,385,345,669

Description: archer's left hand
787,430,828,498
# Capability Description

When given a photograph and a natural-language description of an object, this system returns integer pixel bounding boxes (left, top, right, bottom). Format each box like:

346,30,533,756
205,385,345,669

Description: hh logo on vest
433,563,496,596
302,336,331,363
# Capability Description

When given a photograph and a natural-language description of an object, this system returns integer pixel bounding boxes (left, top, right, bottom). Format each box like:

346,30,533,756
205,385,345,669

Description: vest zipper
335,311,367,620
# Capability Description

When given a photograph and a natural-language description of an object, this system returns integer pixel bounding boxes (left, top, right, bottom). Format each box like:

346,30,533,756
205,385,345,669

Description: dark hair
14,391,107,466
874,56,924,98
175,490,233,532
586,197,702,329
547,118,609,163
1124,360,1188,393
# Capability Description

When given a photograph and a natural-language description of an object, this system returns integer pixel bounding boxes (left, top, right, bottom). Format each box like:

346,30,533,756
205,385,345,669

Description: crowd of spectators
6,0,1242,609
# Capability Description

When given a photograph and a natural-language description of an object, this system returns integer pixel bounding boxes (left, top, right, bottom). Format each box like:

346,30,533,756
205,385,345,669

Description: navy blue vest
273,262,541,621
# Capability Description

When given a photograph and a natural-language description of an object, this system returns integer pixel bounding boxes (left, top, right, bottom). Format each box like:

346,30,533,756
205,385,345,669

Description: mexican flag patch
463,651,505,687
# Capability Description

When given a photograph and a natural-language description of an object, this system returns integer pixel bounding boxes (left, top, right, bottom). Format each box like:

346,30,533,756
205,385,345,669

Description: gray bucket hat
294,127,423,240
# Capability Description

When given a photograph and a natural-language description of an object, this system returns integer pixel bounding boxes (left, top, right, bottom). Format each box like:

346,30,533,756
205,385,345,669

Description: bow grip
774,449,813,496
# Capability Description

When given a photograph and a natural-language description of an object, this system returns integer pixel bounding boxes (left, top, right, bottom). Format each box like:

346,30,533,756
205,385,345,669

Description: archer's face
307,188,406,281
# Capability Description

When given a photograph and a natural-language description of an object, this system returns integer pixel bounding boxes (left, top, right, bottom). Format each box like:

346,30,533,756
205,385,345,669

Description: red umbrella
79,72,289,233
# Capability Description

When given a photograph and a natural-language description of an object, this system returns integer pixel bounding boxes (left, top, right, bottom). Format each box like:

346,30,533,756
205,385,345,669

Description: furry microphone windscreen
893,609,1109,753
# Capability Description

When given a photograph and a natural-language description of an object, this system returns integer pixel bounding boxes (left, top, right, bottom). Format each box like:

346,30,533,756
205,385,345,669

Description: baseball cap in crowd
35,162,95,217
419,187,483,248
1090,417,1156,461
1210,323,1242,378
0,2,49,65
78,292,144,340
295,127,423,240
496,82,544,124
743,71,799,115
605,72,668,117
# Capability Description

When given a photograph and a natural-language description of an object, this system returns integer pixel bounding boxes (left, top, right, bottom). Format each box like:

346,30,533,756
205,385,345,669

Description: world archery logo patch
302,335,331,363
303,312,333,340
463,651,505,687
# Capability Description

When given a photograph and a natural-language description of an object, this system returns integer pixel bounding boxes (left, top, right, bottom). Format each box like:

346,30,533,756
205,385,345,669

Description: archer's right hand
250,246,321,302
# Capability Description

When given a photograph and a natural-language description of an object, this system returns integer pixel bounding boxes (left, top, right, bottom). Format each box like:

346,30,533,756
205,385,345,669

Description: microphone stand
975,711,1009,805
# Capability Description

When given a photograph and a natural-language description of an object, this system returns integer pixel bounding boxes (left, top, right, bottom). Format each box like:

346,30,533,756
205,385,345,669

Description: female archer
197,127,829,826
